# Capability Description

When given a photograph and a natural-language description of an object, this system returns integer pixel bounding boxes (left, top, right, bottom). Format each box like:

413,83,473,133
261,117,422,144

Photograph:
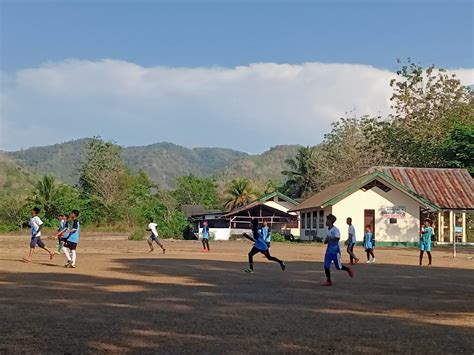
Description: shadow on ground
0,258,473,353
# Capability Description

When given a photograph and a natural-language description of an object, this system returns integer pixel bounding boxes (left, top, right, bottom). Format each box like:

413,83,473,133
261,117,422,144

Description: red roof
367,167,474,210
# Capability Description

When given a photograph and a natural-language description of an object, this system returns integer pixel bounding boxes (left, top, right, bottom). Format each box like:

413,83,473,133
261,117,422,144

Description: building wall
331,186,422,243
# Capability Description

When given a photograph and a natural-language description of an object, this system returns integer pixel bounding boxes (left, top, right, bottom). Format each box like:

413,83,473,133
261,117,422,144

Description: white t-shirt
148,222,159,237
29,216,43,237
348,225,356,244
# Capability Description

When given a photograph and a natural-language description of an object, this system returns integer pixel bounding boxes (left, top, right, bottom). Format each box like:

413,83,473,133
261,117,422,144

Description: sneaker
322,281,333,286
70,264,76,268
244,268,254,273
280,261,286,271
366,260,371,264
64,263,71,268
347,268,354,278
354,258,360,264
371,258,376,263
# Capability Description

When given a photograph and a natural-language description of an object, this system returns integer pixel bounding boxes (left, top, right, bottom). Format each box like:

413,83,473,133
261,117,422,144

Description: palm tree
33,176,61,219
281,146,319,198
224,178,257,210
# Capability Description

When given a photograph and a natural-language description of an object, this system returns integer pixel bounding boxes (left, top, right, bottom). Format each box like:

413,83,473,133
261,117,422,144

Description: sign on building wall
381,206,406,219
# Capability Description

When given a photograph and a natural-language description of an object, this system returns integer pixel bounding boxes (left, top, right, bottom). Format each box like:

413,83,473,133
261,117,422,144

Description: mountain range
4,138,301,189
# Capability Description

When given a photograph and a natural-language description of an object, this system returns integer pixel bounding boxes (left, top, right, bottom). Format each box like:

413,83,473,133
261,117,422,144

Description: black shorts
64,241,77,250
30,237,45,249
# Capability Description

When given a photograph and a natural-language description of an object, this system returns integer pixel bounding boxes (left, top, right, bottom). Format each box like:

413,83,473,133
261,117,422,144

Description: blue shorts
30,236,45,249
420,242,431,252
324,252,342,270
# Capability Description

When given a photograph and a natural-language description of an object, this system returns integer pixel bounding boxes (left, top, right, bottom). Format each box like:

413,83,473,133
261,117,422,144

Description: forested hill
5,139,300,189
0,153,36,196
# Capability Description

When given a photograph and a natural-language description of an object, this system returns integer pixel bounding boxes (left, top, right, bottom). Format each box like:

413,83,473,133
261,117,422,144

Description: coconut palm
281,146,319,198
224,178,257,210
33,175,62,219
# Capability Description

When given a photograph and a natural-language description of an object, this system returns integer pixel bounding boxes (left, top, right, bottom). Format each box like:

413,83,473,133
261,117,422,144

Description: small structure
289,167,473,246
184,192,300,240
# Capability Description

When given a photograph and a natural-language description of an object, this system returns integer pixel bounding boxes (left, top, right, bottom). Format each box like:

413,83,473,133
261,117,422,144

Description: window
301,213,306,229
319,210,324,228
389,218,397,224
313,212,318,230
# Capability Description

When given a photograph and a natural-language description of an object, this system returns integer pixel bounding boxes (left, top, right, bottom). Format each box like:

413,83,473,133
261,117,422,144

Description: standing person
62,210,80,268
363,225,376,263
55,214,69,254
262,221,271,248
244,219,285,273
23,207,55,262
201,221,210,252
346,217,359,264
323,214,353,286
146,217,166,254
419,219,433,266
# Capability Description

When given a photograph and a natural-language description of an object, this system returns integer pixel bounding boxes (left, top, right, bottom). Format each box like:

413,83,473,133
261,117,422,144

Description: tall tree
33,175,62,219
281,146,319,198
173,175,220,209
224,177,257,210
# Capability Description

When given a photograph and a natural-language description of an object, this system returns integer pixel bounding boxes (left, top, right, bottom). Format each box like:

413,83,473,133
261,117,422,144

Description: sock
62,247,71,262
71,250,77,266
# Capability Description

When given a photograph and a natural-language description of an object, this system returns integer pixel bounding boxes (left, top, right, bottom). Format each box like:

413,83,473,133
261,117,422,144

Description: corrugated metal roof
367,167,474,210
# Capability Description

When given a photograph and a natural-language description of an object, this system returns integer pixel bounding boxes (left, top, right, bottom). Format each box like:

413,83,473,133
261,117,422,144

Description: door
364,209,375,238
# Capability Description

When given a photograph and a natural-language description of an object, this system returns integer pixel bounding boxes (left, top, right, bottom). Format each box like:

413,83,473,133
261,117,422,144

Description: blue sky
1,0,473,152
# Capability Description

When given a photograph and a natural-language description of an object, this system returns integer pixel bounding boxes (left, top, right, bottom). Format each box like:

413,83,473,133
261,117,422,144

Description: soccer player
419,218,433,266
55,214,69,254
23,207,55,262
346,217,359,264
146,217,166,254
62,210,80,268
323,214,353,286
262,220,271,248
201,221,210,252
244,219,285,273
363,225,376,263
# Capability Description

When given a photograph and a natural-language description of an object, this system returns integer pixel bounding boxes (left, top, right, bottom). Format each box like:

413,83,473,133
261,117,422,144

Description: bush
271,232,286,242
129,228,146,241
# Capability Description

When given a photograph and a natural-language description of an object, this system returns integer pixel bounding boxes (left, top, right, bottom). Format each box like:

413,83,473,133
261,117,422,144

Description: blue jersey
202,226,209,239
68,219,80,243
262,227,270,242
421,226,433,245
325,226,340,254
364,232,373,250
253,227,269,251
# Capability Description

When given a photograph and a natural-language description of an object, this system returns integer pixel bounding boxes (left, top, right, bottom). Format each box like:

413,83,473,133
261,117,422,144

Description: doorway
364,209,375,238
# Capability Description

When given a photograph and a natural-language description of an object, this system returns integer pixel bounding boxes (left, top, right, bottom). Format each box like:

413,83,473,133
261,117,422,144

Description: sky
1,0,473,152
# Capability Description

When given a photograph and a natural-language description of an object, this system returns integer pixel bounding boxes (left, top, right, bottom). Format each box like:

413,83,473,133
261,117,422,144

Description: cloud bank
1,60,473,152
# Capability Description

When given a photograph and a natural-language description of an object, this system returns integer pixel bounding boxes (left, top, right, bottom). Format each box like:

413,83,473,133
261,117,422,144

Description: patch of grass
128,228,146,241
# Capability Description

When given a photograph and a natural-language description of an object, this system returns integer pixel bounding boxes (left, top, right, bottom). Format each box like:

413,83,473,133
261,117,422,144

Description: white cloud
1,60,473,152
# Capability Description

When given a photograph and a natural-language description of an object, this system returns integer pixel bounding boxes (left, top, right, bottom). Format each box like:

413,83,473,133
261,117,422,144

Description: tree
438,124,474,174
224,177,257,210
173,175,220,209
32,175,62,220
380,59,473,166
79,138,128,216
281,146,319,198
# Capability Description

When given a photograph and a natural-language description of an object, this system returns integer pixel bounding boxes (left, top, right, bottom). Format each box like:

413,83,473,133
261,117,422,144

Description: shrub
271,232,286,242
129,228,146,241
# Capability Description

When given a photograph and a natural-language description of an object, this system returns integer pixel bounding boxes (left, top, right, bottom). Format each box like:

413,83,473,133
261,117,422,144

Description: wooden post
462,212,467,243
449,210,454,243
437,212,442,243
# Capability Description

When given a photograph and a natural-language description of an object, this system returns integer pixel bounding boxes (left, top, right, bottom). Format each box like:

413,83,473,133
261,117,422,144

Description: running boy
262,221,271,248
363,225,376,263
419,218,433,266
63,210,80,268
346,217,359,264
201,221,210,252
23,207,55,262
243,219,285,273
323,214,353,286
146,217,166,254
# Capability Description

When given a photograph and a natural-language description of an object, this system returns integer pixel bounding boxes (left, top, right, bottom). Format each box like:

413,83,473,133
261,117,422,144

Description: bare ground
0,236,473,354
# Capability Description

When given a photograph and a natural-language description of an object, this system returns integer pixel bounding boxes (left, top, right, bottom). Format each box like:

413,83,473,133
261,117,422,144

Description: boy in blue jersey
323,214,353,286
262,221,271,248
55,214,69,254
201,221,210,252
363,225,376,263
346,217,359,264
244,219,285,273
23,207,55,262
419,219,433,266
62,210,80,268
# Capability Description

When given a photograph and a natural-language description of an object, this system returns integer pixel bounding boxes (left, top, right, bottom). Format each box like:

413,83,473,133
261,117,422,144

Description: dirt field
0,236,473,354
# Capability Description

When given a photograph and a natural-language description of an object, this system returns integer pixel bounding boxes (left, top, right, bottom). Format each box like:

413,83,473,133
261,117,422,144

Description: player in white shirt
346,217,359,264
146,217,166,254
23,207,55,262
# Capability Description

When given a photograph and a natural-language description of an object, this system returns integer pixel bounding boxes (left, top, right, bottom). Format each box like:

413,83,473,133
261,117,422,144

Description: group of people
23,207,80,268
23,206,434,283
